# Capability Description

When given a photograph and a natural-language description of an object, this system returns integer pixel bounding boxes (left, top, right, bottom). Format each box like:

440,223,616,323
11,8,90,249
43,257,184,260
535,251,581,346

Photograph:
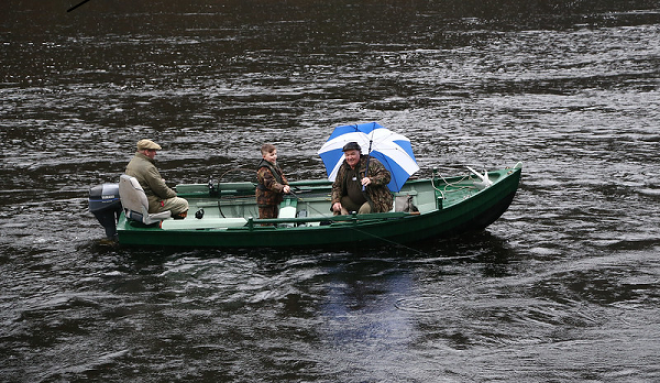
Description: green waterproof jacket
331,155,393,213
125,152,178,213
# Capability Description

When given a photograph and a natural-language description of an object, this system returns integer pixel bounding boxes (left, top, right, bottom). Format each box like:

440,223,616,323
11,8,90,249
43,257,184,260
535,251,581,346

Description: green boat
88,163,522,248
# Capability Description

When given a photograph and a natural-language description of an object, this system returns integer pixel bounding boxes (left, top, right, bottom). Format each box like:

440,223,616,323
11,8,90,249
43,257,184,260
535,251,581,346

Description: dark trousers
258,205,278,226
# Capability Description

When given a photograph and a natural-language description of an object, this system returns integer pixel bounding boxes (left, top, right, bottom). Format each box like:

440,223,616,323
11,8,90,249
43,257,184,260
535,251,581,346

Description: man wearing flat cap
125,139,189,219
330,141,393,215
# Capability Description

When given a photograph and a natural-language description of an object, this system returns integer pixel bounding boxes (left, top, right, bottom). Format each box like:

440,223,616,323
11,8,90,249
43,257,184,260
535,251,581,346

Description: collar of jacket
257,159,285,185
135,151,156,164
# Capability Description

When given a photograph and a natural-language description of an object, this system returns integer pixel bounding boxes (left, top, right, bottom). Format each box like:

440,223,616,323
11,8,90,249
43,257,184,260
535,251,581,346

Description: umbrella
317,122,419,192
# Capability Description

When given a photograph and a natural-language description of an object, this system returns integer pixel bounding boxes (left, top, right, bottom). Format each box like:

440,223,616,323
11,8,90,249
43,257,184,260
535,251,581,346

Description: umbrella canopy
317,122,419,192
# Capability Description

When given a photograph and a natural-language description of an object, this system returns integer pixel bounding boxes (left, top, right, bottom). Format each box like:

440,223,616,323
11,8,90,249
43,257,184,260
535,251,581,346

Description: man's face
144,149,157,159
344,150,361,168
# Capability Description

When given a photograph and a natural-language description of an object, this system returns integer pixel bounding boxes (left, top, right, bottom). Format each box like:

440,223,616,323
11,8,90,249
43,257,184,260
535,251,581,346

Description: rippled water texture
1,1,660,382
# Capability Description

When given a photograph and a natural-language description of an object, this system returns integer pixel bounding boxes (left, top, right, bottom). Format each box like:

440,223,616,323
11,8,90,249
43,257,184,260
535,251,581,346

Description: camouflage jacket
331,155,393,213
256,159,289,208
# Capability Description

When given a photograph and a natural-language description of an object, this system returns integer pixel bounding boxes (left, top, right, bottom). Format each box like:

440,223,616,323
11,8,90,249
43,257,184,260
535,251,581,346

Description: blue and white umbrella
317,122,419,192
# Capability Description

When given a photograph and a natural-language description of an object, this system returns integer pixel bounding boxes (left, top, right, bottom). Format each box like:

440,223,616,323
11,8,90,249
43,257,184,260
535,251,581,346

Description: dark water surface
2,1,660,382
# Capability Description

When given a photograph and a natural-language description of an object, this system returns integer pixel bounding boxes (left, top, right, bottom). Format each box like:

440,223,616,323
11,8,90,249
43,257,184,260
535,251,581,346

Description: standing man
331,142,393,215
125,139,189,219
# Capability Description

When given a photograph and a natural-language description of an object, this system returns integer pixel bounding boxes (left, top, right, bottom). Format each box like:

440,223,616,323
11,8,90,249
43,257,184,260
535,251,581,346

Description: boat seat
277,197,297,228
392,193,419,213
118,175,172,225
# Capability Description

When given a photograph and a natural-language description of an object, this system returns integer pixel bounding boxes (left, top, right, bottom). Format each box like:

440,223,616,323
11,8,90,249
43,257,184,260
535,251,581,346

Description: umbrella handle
362,154,371,192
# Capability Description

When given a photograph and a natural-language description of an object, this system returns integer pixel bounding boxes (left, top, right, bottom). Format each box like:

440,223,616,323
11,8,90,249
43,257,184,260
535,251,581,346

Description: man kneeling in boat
125,139,189,219
331,142,393,215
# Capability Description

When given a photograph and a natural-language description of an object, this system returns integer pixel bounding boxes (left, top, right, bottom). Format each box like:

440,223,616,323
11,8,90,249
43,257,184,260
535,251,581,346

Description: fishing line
344,226,431,256
211,166,254,219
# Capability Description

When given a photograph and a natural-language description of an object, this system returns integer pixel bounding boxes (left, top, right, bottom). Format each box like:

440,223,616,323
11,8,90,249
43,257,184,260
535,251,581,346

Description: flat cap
342,142,362,152
137,139,162,151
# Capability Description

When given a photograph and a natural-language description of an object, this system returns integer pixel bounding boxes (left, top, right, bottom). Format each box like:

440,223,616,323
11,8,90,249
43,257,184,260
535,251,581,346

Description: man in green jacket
125,139,189,219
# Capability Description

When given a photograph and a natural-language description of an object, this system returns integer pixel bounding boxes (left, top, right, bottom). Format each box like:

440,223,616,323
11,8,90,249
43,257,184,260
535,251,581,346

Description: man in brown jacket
125,139,189,219
331,142,393,215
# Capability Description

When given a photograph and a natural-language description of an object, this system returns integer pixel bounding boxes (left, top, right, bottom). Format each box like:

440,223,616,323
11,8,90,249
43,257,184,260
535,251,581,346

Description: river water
1,1,660,382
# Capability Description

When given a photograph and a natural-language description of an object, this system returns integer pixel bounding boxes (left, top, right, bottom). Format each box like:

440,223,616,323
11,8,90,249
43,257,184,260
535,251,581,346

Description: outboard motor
88,183,122,240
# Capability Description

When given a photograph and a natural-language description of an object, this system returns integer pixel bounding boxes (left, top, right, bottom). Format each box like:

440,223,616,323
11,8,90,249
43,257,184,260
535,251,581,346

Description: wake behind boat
89,163,522,248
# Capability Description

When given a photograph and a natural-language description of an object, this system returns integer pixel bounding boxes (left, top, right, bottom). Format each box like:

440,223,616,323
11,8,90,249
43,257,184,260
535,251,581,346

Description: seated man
330,142,393,215
125,139,188,219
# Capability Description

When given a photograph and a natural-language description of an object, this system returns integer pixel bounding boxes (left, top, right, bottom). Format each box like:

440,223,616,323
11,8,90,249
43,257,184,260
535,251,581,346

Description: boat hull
115,165,522,248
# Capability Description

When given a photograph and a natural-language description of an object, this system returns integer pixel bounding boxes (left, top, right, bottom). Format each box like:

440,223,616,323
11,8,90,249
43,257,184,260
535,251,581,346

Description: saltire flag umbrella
317,122,419,192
